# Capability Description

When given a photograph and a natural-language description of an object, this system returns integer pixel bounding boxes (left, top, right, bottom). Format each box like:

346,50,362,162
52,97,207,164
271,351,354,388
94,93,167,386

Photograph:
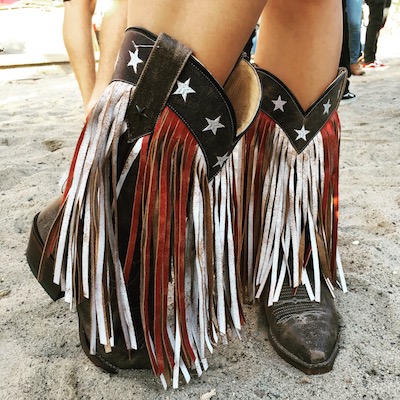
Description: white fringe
241,125,345,304
54,81,139,355
52,80,244,387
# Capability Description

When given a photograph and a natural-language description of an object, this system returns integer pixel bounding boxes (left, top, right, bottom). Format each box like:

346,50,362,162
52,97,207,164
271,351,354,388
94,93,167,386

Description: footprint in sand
42,139,64,152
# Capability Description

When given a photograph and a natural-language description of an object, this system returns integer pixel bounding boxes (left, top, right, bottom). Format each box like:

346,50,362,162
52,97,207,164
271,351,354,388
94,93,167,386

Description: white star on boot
203,116,225,135
323,98,332,115
127,48,143,74
173,78,196,102
213,153,230,169
294,125,310,141
272,95,287,112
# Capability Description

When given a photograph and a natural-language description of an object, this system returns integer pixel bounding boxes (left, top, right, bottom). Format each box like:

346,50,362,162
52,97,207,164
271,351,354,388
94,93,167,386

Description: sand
1,14,399,400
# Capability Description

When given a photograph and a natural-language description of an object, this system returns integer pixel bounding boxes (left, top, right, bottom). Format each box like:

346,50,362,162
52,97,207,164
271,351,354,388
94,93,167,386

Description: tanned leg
63,0,97,109
85,0,128,118
255,0,343,110
127,0,267,85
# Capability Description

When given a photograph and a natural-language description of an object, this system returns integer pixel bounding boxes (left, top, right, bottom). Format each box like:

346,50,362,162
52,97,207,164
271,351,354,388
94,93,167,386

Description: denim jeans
346,0,363,64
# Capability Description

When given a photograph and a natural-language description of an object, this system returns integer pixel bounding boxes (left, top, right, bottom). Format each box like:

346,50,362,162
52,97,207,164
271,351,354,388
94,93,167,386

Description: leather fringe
40,80,243,388
238,111,347,305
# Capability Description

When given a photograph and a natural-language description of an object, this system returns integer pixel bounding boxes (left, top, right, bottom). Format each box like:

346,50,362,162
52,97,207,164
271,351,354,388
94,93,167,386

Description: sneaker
363,60,389,70
340,91,356,104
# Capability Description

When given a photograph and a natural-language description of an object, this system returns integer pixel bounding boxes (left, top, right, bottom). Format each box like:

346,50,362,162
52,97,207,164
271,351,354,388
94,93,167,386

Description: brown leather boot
77,271,152,373
26,27,261,387
26,196,63,301
26,196,152,372
263,280,340,374
238,67,347,374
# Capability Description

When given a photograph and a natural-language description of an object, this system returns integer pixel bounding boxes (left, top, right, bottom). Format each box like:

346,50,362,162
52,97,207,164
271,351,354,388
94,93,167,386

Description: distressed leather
113,27,260,179
264,282,340,374
257,68,347,153
26,196,63,300
124,32,192,142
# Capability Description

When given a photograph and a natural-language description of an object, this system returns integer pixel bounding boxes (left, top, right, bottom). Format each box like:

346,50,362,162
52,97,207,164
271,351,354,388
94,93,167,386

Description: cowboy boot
26,27,261,387
26,196,64,300
238,67,348,374
26,194,152,373
26,192,151,373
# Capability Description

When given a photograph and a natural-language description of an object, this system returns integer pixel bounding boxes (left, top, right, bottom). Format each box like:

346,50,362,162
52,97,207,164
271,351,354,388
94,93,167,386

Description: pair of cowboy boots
26,27,346,387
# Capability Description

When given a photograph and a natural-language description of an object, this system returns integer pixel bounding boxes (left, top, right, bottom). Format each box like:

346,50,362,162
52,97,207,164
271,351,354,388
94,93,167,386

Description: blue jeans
346,0,363,64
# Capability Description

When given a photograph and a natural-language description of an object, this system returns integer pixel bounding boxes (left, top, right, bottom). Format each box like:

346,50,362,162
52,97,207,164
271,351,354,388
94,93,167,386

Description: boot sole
78,312,152,373
78,320,119,374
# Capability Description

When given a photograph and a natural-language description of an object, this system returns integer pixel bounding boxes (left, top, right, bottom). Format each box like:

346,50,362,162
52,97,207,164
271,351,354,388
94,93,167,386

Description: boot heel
26,214,63,301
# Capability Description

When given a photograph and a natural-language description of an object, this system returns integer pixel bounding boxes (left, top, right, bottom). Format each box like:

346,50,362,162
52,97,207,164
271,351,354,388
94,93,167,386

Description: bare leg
63,0,97,108
85,0,128,118
255,0,343,110
128,0,267,85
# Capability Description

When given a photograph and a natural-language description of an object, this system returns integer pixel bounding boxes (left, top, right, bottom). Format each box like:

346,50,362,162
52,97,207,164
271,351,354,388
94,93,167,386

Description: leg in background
341,0,358,101
346,0,363,64
364,0,386,64
347,0,365,75
85,0,128,118
63,0,97,108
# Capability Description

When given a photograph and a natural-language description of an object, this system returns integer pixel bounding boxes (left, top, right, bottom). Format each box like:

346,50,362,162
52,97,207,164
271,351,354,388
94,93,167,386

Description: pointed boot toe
264,283,340,374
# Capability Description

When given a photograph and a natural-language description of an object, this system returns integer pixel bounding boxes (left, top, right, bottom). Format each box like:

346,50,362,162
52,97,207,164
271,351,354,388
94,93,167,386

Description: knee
64,0,97,16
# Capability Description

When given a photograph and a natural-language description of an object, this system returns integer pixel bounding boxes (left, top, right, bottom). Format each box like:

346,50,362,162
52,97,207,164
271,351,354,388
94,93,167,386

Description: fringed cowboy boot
26,27,261,388
27,191,151,373
237,67,348,374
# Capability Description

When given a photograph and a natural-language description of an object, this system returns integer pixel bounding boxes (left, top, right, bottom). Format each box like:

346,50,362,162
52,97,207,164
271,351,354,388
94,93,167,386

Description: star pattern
294,125,310,141
115,30,253,177
203,116,225,135
213,153,230,169
173,78,196,102
272,95,287,112
323,98,331,115
253,69,347,154
127,48,143,73
135,104,148,119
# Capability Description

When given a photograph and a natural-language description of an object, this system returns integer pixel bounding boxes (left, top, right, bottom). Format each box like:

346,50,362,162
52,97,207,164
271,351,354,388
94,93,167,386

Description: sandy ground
1,12,400,400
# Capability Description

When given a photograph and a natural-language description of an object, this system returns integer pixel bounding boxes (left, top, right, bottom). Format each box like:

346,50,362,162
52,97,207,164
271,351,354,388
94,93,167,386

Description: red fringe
321,110,341,282
240,110,341,299
118,107,207,378
42,99,243,384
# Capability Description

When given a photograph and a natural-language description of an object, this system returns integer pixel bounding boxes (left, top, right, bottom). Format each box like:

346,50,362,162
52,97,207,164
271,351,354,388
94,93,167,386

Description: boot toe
265,284,340,374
